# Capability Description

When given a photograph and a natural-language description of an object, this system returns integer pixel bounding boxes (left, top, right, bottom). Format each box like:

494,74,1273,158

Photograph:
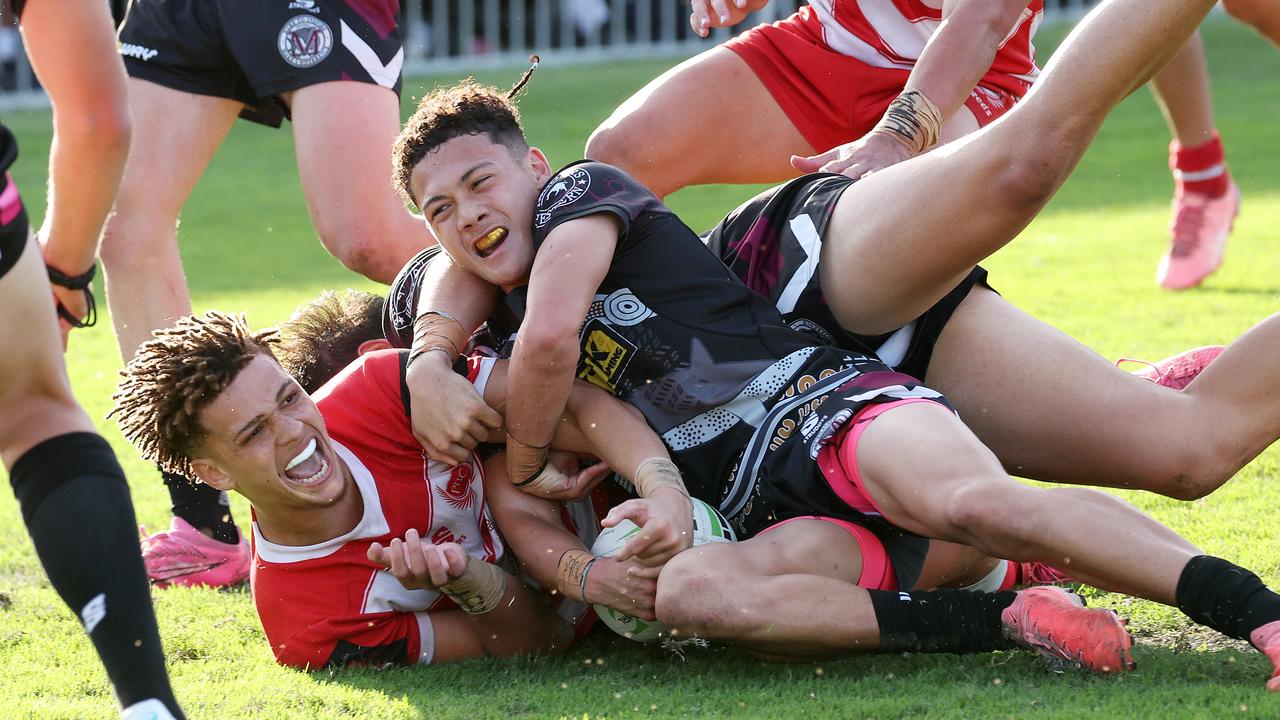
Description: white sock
959,559,1010,593
120,698,177,720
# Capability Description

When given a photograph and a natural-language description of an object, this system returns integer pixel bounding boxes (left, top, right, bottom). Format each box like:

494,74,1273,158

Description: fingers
790,152,831,173
602,499,647,530
708,0,732,26
689,0,711,36
367,541,388,565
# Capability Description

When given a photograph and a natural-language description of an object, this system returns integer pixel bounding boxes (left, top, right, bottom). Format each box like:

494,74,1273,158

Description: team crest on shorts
278,15,333,69
535,168,591,228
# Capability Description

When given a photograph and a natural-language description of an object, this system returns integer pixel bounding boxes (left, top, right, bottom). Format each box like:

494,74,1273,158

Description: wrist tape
440,556,507,615
508,434,551,486
633,457,689,499
558,549,594,603
869,89,943,156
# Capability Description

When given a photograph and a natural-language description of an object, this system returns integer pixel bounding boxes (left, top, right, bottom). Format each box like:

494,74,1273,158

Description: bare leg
655,520,882,657
585,47,812,199
853,401,1200,604
100,80,240,359
1150,32,1217,147
288,82,429,283
1223,0,1280,46
818,0,1220,335
0,235,94,464
927,288,1280,500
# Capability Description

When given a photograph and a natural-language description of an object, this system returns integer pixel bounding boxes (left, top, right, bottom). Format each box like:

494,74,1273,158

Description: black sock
1175,555,1280,642
10,433,184,718
868,588,1019,653
162,468,239,545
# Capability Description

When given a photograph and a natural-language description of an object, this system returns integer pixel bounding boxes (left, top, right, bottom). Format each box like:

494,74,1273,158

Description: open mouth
284,438,329,486
474,227,507,258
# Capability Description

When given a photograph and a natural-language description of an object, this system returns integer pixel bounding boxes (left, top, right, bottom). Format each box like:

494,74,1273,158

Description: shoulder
534,160,659,231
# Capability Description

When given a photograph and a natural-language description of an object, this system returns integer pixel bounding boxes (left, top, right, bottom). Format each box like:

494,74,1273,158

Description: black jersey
507,161,887,513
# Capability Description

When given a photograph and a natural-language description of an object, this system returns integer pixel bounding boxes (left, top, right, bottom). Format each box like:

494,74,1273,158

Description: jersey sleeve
314,350,420,456
532,161,663,251
270,609,431,669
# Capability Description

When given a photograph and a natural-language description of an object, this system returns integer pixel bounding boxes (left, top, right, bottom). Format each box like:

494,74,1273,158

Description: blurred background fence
0,0,1102,110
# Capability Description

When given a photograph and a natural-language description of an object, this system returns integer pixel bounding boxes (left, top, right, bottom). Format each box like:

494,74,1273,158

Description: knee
1144,444,1237,501
992,150,1073,213
940,479,1045,558
654,551,723,633
584,123,632,168
1221,0,1277,27
313,226,395,282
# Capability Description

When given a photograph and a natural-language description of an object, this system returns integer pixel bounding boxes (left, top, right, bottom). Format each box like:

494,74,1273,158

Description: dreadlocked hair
276,289,385,394
392,78,528,206
111,311,280,478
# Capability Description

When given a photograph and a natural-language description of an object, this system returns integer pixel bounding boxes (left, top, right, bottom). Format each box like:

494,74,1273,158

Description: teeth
286,438,317,471
295,455,329,486
476,228,505,252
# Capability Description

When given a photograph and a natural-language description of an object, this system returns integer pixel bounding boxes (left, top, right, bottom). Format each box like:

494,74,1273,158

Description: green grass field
2,17,1280,719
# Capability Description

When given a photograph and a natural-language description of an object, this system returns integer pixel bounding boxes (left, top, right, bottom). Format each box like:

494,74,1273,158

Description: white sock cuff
121,699,176,720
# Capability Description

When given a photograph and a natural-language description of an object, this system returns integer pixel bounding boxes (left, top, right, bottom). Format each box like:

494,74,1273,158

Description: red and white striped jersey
250,350,600,668
804,0,1043,94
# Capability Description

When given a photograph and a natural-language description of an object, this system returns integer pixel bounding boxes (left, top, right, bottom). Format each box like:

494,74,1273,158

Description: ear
357,338,394,356
527,146,552,184
189,458,235,493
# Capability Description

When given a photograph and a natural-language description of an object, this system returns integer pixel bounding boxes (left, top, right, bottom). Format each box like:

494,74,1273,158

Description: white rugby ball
591,497,735,643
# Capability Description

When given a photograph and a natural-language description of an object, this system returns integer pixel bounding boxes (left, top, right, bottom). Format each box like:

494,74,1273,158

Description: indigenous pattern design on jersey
805,0,1042,96
733,369,953,587
509,161,909,527
703,172,989,381
250,350,499,668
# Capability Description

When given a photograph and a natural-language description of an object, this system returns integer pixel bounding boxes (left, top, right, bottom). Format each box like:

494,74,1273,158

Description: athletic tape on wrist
870,90,943,156
558,549,594,603
411,311,464,361
632,457,689,499
440,556,507,615
508,433,551,486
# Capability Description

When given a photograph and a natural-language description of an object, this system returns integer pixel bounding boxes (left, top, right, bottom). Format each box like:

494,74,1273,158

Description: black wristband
45,262,97,328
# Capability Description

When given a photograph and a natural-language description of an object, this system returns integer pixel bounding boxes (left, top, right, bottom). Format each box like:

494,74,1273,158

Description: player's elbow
515,320,580,371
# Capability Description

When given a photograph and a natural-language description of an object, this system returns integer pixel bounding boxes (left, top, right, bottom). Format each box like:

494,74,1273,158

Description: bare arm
20,0,131,334
504,214,618,484
368,536,571,660
792,0,1031,177
406,252,505,463
482,455,661,620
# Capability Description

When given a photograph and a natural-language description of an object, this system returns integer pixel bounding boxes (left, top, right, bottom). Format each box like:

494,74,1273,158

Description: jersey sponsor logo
278,15,333,69
534,168,591,228
576,319,635,392
288,0,320,12
601,288,654,326
438,463,477,510
431,526,466,545
119,42,158,62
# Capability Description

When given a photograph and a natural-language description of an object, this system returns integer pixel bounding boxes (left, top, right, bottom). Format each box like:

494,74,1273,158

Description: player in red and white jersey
803,0,1040,94
114,311,695,669
587,0,1040,198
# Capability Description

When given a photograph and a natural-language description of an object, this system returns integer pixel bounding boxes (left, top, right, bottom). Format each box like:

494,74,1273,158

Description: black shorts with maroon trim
117,0,404,128
723,367,954,590
0,126,28,282
703,173,991,381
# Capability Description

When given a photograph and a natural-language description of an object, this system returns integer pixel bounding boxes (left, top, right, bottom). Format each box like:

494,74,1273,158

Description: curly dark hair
111,312,279,478
392,79,528,206
276,289,385,393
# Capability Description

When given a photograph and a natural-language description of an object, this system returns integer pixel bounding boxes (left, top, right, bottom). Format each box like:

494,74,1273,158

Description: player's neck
253,458,364,547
